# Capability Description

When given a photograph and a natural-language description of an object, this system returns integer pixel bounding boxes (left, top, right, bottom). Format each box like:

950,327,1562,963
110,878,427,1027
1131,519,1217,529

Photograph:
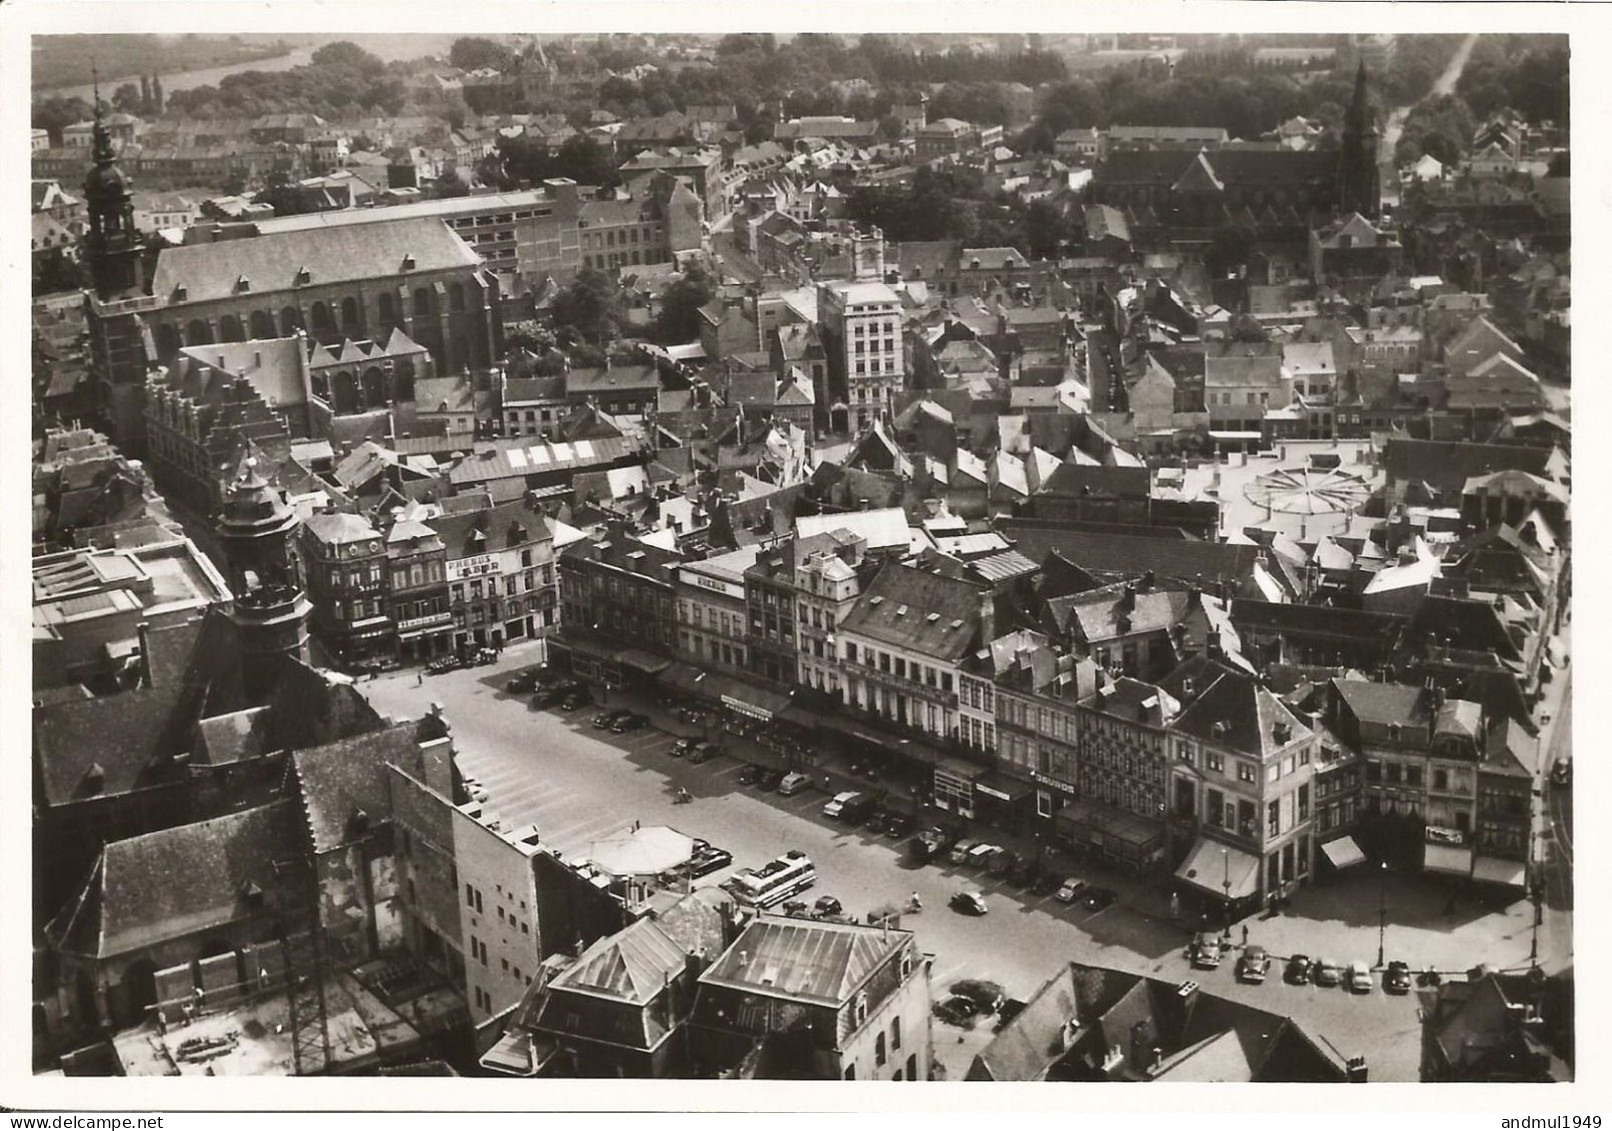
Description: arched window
219,314,243,342
413,287,432,318
280,306,302,334
154,323,181,357
249,310,274,339
310,301,333,333
332,371,360,415
186,318,212,345
362,366,387,408
378,291,395,326
449,283,465,312
342,296,360,331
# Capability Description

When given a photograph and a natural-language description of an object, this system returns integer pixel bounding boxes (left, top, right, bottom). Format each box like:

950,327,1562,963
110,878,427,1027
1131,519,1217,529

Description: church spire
91,63,118,168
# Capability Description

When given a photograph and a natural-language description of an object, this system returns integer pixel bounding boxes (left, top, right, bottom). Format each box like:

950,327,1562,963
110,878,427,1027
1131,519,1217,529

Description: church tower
81,71,145,300
1338,61,1381,218
216,453,312,700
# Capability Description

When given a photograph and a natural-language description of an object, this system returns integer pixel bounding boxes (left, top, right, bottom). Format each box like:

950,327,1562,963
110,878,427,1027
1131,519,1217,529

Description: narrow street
355,640,1562,1081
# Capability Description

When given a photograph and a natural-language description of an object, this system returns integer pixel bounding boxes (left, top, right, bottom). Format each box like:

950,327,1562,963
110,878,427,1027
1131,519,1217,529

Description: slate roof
1384,439,1554,498
967,965,1079,1080
1161,656,1310,757
48,800,305,960
550,916,687,1004
1000,520,1259,589
838,561,986,661
150,216,481,304
699,917,908,1005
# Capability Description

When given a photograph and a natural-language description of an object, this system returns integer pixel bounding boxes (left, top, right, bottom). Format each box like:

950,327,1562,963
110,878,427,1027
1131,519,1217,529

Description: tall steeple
1338,60,1381,218
82,62,145,299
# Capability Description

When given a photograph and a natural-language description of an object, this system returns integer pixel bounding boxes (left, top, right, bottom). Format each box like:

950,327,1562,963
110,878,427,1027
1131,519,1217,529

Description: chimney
135,620,154,688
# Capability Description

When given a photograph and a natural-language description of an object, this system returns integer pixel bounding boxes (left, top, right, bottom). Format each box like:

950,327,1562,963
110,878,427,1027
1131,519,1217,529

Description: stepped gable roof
151,216,480,305
47,800,305,961
289,720,423,854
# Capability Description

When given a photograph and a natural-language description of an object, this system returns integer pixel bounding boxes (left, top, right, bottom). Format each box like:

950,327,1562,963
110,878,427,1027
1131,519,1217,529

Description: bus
722,850,817,908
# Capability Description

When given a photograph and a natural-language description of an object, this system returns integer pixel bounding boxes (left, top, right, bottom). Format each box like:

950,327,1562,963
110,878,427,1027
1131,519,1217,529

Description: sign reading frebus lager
448,553,500,581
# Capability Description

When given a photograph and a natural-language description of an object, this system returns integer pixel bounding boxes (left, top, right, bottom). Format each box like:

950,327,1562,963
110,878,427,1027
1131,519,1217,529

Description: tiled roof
1383,439,1553,497
1163,657,1310,757
151,216,481,304
48,801,305,960
290,721,422,854
968,965,1079,1080
1000,520,1260,589
551,917,687,1004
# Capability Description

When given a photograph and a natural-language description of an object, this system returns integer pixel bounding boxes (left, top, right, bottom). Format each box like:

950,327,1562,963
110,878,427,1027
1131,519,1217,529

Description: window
465,883,475,908
1238,762,1256,784
875,1032,887,1067
1268,799,1281,837
1207,751,1223,773
856,992,868,1025
1267,764,1280,784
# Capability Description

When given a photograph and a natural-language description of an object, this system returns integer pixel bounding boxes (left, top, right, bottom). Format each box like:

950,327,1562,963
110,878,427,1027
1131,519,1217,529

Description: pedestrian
1241,924,1248,948
416,671,423,687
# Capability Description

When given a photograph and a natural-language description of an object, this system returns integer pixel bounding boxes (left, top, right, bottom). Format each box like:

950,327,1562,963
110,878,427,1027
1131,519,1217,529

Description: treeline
162,41,460,122
1457,37,1569,127
31,33,298,92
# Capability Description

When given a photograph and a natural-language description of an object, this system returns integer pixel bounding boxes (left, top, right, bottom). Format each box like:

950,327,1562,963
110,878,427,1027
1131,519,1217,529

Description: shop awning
1423,842,1473,877
1319,835,1367,870
1056,799,1163,851
974,771,1035,804
617,648,670,676
1472,856,1527,888
934,755,988,784
1174,838,1262,901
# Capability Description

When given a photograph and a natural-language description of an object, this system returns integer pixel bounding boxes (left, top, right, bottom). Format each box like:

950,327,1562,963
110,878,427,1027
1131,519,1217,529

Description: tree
31,96,92,146
310,41,383,73
449,36,513,72
112,83,142,115
553,268,624,346
433,167,470,198
1205,223,1257,280
656,262,717,344
1023,200,1066,261
1229,313,1268,343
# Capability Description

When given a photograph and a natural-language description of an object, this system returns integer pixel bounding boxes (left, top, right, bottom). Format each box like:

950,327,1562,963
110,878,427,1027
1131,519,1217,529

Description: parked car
1384,960,1412,994
934,993,980,1025
1285,953,1312,985
965,843,1002,869
1081,886,1117,911
688,742,719,765
560,689,590,711
1314,957,1343,987
1237,945,1271,983
1552,758,1572,786
505,670,541,693
1032,871,1064,896
914,825,959,861
1189,932,1225,969
989,848,1019,878
994,999,1027,1032
822,791,862,819
862,806,890,831
812,895,844,918
610,712,649,733
883,813,917,840
754,767,784,791
948,839,980,866
950,890,989,916
670,737,699,757
1056,878,1087,904
592,709,629,729
1346,960,1373,993
735,764,760,786
781,900,809,918
777,772,813,796
688,844,734,878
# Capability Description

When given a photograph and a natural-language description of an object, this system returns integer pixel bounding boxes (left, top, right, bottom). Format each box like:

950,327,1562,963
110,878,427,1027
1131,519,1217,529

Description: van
821,791,861,818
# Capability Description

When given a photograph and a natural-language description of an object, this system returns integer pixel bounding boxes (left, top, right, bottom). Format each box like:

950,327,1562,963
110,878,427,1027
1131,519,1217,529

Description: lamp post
1222,847,1231,936
1376,860,1388,968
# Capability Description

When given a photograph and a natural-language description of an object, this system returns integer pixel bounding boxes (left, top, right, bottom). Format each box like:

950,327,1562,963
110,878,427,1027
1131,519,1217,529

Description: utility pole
1376,860,1388,969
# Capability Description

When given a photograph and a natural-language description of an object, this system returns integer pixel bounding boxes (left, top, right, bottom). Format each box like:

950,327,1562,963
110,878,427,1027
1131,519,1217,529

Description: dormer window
295,267,311,286
173,284,187,302
236,275,251,293
402,254,416,271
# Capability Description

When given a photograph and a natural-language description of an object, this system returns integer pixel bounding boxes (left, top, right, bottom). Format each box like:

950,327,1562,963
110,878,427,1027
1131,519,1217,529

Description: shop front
1173,836,1263,921
1423,826,1474,879
396,612,453,663
933,756,987,819
1054,798,1166,873
565,635,624,686
972,770,1037,834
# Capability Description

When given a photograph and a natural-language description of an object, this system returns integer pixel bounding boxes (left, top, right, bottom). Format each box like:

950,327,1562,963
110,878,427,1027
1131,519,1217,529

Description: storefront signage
721,694,772,721
681,570,745,599
449,554,501,581
396,612,453,632
976,783,1013,802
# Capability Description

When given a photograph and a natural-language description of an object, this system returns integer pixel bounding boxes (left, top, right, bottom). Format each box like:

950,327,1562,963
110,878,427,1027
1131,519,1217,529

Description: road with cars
364,645,1477,1081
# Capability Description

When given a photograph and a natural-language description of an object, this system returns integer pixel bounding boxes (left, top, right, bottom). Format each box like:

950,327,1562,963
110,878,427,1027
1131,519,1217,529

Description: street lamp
1222,847,1231,936
1376,860,1389,968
